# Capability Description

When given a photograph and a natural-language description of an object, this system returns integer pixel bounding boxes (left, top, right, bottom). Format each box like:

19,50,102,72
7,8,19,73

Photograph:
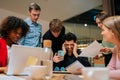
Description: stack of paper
66,40,103,73
66,60,84,73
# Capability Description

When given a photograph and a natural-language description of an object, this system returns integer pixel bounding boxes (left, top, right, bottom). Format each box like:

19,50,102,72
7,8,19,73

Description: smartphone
58,50,64,56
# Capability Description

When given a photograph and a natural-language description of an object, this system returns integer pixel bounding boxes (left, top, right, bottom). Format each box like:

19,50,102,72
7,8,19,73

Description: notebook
7,45,52,75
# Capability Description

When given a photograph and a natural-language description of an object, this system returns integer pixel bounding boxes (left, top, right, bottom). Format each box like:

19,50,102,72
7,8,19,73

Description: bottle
42,47,53,80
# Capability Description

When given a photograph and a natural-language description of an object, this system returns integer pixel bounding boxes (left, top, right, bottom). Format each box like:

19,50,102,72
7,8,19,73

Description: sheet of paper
66,60,84,73
79,40,103,57
63,74,83,80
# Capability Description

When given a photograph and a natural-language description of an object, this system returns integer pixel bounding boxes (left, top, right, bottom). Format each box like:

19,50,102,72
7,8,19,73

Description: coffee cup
23,65,47,80
82,67,109,80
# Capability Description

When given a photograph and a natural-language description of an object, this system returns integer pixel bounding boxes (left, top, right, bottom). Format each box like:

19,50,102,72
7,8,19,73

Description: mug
23,65,47,80
82,67,109,80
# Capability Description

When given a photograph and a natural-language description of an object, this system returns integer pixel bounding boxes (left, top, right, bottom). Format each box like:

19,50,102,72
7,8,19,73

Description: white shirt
7,45,11,63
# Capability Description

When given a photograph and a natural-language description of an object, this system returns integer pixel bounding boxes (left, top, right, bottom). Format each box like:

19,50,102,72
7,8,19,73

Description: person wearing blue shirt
19,3,42,47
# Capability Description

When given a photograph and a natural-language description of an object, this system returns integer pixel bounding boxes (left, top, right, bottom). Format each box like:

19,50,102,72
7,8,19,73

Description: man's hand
53,53,64,63
73,43,77,53
73,43,78,58
62,43,66,54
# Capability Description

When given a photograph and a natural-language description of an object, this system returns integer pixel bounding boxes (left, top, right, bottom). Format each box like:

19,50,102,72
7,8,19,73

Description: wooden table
50,73,83,80
0,73,83,80
0,73,116,80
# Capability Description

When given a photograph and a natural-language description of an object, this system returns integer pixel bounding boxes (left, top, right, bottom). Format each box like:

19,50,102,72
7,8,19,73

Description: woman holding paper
100,16,120,80
0,16,29,72
73,16,120,79
95,11,114,66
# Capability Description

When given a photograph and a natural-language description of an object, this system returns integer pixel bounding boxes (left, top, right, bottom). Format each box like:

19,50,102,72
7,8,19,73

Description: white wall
0,9,102,41
63,22,102,41
0,9,49,36
0,0,102,21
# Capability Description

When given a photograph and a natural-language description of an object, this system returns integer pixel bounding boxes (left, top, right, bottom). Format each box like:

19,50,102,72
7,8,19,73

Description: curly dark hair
0,16,29,38
64,32,77,42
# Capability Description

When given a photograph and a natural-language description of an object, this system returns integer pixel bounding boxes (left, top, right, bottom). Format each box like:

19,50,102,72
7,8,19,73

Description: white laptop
7,45,52,75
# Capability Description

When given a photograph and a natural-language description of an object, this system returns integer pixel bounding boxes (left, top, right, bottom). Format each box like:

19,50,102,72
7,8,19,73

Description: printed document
66,60,84,73
79,40,103,57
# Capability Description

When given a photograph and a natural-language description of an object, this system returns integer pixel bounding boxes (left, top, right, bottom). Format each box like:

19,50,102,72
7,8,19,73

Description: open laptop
7,45,52,75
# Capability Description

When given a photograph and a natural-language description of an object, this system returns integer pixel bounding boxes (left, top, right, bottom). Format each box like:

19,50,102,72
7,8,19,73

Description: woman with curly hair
0,16,29,72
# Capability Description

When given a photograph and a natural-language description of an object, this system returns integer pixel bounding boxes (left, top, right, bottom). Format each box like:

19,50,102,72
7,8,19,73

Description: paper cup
82,67,109,80
24,65,47,79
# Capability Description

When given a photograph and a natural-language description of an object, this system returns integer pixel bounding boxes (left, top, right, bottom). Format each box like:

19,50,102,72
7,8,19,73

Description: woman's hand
94,53,103,59
0,67,7,73
94,47,113,59
100,47,113,54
